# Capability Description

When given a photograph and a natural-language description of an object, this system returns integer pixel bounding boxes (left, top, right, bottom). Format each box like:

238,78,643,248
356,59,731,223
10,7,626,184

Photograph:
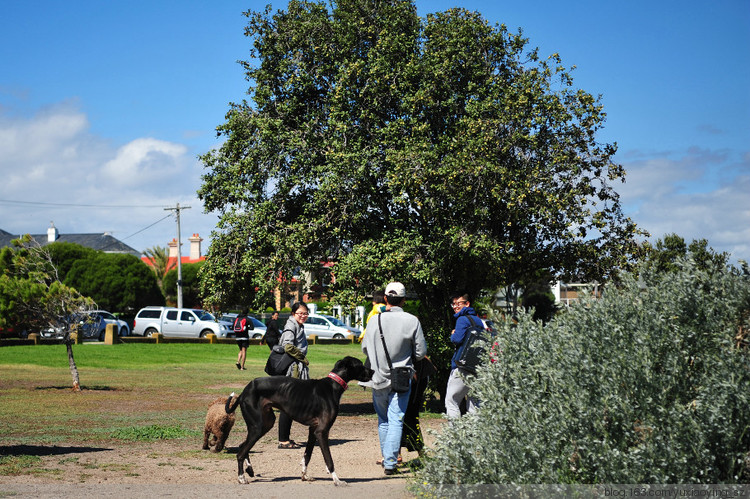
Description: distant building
0,222,140,256
552,281,602,306
140,233,206,268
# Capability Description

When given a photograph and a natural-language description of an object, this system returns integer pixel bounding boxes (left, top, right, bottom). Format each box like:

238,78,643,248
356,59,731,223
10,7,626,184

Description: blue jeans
372,383,411,470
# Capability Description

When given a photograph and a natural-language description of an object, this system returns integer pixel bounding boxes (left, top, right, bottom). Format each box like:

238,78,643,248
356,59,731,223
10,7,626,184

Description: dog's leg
301,426,317,482
236,434,255,484
202,428,210,450
236,398,276,484
317,428,346,486
214,421,233,453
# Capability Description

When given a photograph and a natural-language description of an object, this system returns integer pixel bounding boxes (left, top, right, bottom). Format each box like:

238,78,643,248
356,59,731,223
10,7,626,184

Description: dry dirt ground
0,415,445,499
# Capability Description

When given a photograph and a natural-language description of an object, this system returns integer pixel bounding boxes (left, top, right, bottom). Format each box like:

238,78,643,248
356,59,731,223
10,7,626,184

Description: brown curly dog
202,394,237,453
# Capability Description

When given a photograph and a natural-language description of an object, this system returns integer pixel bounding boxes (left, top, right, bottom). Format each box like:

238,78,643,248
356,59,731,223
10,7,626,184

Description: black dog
224,355,373,485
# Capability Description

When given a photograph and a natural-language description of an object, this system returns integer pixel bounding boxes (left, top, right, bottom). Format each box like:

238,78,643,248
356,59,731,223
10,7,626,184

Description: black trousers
278,411,292,441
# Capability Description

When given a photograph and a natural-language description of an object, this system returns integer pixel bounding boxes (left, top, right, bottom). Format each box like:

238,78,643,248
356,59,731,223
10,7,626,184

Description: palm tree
143,245,175,294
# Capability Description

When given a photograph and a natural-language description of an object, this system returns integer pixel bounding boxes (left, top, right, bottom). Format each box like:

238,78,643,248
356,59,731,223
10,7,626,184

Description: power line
118,214,175,242
0,198,167,208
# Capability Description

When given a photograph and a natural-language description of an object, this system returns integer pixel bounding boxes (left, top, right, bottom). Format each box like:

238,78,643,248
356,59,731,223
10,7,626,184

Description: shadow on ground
0,444,112,457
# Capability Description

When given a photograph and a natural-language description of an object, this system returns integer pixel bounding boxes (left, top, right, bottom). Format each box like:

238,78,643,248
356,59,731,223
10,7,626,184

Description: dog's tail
225,392,239,414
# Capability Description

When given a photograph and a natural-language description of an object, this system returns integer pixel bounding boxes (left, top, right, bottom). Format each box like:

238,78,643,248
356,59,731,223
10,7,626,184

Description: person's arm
413,322,427,361
450,316,469,345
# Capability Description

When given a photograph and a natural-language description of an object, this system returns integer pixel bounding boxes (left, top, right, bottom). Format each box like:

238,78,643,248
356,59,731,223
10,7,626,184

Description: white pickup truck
132,306,231,338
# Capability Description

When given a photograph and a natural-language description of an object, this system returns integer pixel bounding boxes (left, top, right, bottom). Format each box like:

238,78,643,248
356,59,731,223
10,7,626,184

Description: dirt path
0,415,444,498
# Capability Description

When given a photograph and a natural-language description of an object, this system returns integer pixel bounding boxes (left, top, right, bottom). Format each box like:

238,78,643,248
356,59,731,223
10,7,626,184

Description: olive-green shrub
415,261,750,488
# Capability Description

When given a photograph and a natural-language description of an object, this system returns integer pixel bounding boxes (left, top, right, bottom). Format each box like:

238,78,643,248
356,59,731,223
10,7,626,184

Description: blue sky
1,1,748,264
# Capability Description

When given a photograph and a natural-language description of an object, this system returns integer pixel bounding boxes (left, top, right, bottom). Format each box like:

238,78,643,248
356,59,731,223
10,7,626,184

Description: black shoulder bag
377,314,413,393
264,328,296,376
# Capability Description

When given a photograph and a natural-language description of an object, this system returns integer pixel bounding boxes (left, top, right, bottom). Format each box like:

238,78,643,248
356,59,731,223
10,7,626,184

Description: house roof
0,229,141,257
141,255,205,267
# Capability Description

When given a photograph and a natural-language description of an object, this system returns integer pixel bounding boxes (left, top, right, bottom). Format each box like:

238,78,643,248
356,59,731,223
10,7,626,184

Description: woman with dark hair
233,308,252,370
277,301,310,448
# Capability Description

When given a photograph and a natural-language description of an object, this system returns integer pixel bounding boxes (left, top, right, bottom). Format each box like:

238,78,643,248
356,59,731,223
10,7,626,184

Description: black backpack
455,315,495,375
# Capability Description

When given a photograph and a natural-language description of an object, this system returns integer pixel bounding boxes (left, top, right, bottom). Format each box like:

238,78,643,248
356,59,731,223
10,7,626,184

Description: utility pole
164,203,190,308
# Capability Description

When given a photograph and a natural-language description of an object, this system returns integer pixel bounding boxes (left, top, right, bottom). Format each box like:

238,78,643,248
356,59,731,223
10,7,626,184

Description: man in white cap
361,281,427,475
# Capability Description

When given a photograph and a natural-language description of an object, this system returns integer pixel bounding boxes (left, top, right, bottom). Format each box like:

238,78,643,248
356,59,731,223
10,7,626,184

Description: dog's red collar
327,372,348,390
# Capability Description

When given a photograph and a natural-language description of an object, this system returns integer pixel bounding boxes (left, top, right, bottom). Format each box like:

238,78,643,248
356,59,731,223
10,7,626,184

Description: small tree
0,236,94,391
142,245,175,295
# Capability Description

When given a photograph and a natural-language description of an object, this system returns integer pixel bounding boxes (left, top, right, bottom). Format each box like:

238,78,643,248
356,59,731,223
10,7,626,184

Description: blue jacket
450,306,481,370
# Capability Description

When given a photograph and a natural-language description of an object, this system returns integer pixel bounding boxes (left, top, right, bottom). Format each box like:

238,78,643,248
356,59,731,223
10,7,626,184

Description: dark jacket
263,318,281,350
450,306,481,370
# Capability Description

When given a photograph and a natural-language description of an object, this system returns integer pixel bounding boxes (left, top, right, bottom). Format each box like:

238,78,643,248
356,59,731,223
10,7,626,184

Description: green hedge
415,261,750,487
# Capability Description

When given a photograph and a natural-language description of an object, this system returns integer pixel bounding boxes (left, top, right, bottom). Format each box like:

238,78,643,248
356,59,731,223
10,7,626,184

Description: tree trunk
66,342,81,392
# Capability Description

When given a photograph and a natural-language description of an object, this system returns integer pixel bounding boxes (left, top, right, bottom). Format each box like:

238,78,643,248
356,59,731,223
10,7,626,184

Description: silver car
303,314,360,339
132,307,231,338
41,310,129,340
79,310,130,340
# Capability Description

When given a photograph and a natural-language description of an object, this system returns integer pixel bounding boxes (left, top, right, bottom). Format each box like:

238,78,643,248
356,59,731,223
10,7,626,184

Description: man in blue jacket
445,291,481,418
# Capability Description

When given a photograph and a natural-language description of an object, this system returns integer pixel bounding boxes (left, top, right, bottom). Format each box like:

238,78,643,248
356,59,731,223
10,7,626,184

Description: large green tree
46,242,165,313
198,0,642,376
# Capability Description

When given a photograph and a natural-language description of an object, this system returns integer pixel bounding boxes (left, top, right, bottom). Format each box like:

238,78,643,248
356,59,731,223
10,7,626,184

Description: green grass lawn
0,342,373,447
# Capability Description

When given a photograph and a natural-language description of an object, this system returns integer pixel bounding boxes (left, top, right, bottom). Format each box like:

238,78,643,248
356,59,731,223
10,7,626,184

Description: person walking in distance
263,311,281,350
233,308,253,370
361,282,427,475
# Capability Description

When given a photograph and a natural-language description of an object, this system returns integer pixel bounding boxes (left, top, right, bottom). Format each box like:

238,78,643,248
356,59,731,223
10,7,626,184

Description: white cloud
102,138,188,187
618,148,750,262
0,103,217,253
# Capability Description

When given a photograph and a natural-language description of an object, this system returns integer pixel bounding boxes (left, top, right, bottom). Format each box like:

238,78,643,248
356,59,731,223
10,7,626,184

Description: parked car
132,306,231,338
218,313,267,339
40,310,129,340
303,314,360,339
40,324,66,339
79,310,130,340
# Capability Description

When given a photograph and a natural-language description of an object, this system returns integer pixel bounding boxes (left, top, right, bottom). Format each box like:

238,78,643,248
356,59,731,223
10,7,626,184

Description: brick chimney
47,221,59,243
167,238,179,258
188,233,203,260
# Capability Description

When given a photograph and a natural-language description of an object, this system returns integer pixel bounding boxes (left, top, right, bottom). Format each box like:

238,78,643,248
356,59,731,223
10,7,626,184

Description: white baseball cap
385,282,406,298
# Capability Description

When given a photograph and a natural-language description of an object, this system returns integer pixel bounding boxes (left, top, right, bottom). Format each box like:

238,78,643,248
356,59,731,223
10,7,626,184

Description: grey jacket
360,306,427,390
280,316,309,379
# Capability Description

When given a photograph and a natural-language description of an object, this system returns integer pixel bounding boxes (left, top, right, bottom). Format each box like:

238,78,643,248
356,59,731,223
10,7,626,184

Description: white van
303,314,361,339
132,307,231,338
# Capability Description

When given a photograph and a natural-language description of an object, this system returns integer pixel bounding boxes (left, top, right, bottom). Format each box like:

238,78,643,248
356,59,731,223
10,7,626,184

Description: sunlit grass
0,342,370,449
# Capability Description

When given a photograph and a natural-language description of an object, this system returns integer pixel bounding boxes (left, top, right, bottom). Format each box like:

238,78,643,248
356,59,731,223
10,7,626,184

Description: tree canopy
198,0,642,317
163,261,205,308
46,242,164,313
642,233,729,276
